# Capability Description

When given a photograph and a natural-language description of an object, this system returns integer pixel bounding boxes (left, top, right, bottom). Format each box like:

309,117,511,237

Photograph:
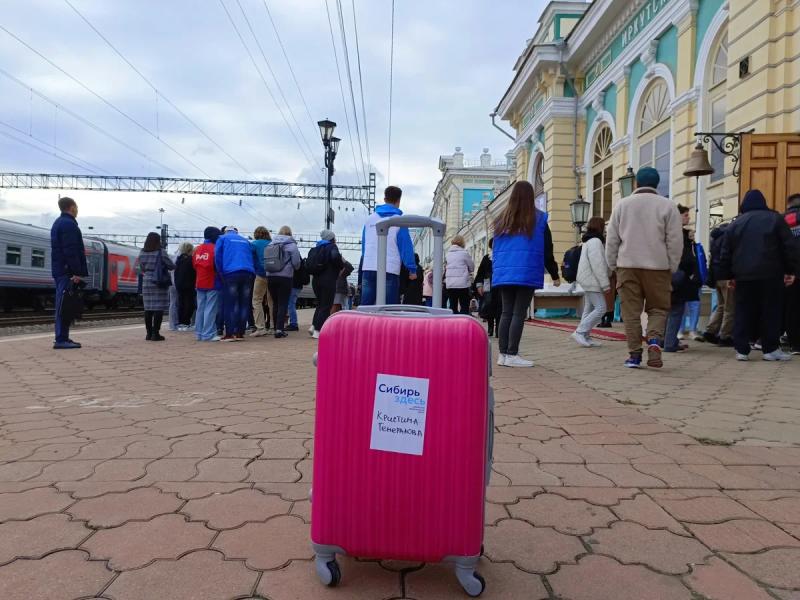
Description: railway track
0,310,143,327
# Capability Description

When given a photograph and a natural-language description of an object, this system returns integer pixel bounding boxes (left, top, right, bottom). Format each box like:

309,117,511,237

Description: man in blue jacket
50,197,88,349
215,226,255,340
360,186,417,305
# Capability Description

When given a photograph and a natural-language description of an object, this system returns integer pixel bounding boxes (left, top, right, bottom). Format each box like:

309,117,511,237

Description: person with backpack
214,226,255,341
493,180,561,367
663,206,703,353
719,189,798,361
474,238,501,337
250,226,273,337
193,227,222,342
334,259,355,312
287,258,309,332
308,229,344,338
606,167,683,369
174,242,196,331
571,217,610,348
701,222,735,347
444,236,475,314
138,232,175,341
265,225,302,339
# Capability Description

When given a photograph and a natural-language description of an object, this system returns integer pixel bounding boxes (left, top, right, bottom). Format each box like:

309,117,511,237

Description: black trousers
734,278,784,355
313,281,336,331
144,310,163,336
267,276,292,334
785,281,800,350
447,288,471,315
177,289,195,326
499,286,534,355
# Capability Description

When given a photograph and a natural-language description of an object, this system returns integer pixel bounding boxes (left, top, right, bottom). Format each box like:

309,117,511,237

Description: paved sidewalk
1,320,799,599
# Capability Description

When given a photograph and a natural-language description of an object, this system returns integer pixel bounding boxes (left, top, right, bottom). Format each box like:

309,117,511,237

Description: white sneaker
586,337,603,348
691,331,704,342
504,355,534,368
677,332,685,340
571,332,592,348
308,325,315,335
209,335,222,342
497,354,507,366
736,353,750,361
763,349,792,362
312,330,320,339
250,329,268,338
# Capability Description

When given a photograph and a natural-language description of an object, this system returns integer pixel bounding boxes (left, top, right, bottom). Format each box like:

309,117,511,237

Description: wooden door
739,134,800,213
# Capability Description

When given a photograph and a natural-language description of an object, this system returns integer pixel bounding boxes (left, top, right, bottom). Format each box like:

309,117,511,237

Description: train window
31,249,46,268
5,246,22,266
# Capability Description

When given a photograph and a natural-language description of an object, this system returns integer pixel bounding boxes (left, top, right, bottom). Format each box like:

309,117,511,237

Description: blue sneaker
624,353,642,368
53,341,80,350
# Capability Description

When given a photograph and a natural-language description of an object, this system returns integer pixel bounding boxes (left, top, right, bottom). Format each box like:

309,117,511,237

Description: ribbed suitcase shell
311,310,489,562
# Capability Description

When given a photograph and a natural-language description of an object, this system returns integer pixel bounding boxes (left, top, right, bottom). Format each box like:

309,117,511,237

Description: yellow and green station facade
487,0,800,259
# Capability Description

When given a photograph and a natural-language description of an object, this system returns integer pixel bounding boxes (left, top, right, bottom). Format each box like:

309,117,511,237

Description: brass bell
684,142,715,177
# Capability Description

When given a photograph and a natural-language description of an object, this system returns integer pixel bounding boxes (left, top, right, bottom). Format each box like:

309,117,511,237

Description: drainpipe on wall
557,39,581,201
490,112,516,141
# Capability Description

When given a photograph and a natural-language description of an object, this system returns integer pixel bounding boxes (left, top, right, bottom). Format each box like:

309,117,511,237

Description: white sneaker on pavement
312,330,320,339
571,332,592,348
308,325,315,336
763,349,792,362
497,354,507,366
736,353,750,361
504,355,534,368
586,337,602,347
250,329,268,337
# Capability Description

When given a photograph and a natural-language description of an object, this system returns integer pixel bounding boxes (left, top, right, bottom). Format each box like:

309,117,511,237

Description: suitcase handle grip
376,215,446,309
357,304,451,316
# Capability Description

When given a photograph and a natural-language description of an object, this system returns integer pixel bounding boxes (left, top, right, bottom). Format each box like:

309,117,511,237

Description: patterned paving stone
0,514,90,564
182,488,290,529
587,521,710,574
611,494,688,535
104,550,257,600
68,487,183,527
82,514,215,570
548,555,692,600
736,496,800,523
538,463,614,486
724,548,800,588
545,486,639,506
684,556,773,600
509,493,616,535
483,518,583,573
654,496,761,523
213,515,312,569
0,486,74,521
490,463,560,486
258,558,402,600
405,562,549,600
686,519,800,552
0,550,113,600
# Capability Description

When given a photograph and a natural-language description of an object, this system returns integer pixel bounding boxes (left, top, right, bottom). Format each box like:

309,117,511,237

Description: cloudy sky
0,0,552,242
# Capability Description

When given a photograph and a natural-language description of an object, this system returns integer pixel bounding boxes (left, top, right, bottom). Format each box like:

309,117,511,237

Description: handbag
60,281,84,323
153,250,172,289
478,290,494,319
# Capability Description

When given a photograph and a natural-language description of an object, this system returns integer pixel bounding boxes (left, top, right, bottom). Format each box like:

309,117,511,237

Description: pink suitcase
311,216,493,597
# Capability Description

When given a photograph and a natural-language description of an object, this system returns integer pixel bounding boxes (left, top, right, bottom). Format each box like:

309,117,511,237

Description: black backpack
561,245,582,283
305,245,328,276
293,259,311,287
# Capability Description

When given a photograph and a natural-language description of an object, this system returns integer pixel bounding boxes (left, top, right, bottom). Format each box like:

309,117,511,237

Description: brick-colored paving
1,318,799,599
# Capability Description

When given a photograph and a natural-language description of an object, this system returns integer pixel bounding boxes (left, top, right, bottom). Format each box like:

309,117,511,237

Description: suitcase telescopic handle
376,215,446,309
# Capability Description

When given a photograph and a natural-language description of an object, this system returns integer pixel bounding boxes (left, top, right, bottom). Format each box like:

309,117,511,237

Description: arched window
637,80,671,196
592,125,614,220
708,32,728,183
533,153,545,197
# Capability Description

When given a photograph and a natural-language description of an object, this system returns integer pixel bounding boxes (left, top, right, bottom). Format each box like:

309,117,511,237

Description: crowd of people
50,175,800,368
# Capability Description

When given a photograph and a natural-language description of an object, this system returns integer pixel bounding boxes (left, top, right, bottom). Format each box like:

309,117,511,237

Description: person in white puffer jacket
445,235,475,314
572,217,611,347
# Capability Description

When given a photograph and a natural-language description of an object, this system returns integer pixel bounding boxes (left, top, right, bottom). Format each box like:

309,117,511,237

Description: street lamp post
317,119,339,230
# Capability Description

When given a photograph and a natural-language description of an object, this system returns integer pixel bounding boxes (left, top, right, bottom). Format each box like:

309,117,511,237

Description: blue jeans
223,272,254,336
664,301,686,351
683,300,700,332
288,287,300,327
195,290,219,340
54,275,71,343
360,271,400,305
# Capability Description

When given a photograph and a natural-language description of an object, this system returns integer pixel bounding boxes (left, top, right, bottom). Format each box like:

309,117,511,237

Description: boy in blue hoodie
215,227,255,340
360,186,416,305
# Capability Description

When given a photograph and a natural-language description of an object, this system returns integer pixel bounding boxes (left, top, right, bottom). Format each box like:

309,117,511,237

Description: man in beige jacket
606,167,683,368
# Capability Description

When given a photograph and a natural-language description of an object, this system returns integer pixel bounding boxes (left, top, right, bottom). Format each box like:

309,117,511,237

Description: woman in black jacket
174,242,196,330
474,238,501,336
400,253,424,305
310,230,344,337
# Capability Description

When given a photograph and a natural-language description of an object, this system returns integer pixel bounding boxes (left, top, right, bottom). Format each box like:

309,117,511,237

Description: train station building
443,0,800,264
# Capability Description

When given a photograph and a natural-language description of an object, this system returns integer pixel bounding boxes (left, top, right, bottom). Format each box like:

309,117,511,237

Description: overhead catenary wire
0,24,210,177
335,0,367,182
218,0,320,175
62,0,253,177
0,128,104,174
0,67,179,175
388,0,396,183
324,0,364,187
350,0,371,172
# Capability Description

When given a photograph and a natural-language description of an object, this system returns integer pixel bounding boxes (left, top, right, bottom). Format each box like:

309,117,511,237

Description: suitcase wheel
456,569,485,597
315,557,341,587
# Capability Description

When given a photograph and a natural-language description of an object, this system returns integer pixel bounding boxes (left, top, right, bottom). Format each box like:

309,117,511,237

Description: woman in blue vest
492,180,561,367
